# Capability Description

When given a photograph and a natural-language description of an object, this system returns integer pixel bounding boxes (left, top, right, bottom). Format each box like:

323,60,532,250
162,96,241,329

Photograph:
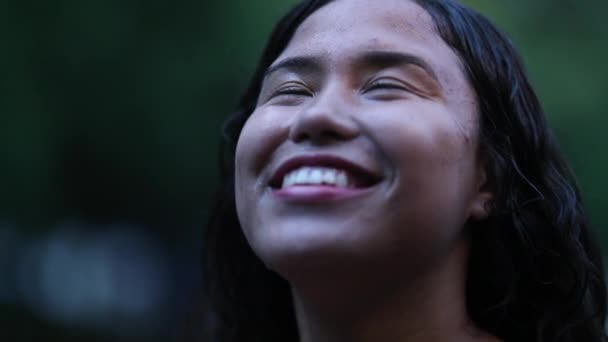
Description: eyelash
364,78,409,93
273,85,312,97
269,78,409,101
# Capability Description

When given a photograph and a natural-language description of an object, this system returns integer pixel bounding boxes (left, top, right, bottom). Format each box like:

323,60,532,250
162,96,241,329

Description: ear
469,165,493,221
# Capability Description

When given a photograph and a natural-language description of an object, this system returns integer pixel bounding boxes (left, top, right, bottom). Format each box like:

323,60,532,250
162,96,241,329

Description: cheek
234,114,263,234
367,103,478,211
235,114,262,178
234,109,289,235
235,108,290,179
371,106,472,169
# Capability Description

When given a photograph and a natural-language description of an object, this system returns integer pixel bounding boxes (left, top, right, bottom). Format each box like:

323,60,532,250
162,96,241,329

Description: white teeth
322,169,336,184
281,167,352,188
310,168,323,183
336,172,348,187
295,168,308,184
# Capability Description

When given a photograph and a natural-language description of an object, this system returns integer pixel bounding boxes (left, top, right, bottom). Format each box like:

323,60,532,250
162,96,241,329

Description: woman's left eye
364,78,409,93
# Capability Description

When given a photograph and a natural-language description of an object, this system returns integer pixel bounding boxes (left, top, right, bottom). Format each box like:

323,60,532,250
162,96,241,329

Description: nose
288,87,359,145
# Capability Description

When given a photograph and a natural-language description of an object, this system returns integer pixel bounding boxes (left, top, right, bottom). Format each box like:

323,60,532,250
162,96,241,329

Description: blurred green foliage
0,0,606,340
0,0,296,229
465,0,608,243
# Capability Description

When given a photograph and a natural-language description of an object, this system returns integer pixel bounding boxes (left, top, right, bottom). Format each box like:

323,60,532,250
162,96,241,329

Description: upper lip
268,154,383,188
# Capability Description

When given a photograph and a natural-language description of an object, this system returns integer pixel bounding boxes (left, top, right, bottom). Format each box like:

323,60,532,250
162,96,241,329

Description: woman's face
234,0,491,278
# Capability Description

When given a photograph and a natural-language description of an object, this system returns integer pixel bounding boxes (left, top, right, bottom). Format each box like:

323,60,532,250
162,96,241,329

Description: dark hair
202,0,607,341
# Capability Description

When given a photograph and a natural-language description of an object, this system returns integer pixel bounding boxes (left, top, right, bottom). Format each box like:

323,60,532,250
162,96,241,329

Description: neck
290,240,497,342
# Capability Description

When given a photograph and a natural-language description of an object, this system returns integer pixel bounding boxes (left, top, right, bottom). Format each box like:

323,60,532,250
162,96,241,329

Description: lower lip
272,185,374,203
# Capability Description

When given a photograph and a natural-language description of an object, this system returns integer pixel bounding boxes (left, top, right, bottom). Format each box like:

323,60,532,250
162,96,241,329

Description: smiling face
234,0,491,280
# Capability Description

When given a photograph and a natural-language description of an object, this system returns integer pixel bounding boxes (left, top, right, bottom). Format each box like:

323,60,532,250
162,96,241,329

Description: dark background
1,0,606,340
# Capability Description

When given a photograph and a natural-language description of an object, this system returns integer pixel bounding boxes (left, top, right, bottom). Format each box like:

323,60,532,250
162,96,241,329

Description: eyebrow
264,56,323,79
263,50,440,84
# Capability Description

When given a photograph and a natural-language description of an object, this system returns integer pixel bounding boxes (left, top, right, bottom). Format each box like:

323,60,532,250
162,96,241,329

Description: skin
235,0,496,341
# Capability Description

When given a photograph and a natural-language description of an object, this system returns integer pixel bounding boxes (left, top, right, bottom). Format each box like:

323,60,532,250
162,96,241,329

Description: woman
202,0,607,341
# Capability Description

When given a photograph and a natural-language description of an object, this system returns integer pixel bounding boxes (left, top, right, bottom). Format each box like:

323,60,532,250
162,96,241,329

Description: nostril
292,129,349,144
288,107,359,144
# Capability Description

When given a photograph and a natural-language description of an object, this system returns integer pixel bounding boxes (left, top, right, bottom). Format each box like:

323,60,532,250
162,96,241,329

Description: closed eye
273,83,313,98
264,82,314,105
361,77,414,101
364,78,409,93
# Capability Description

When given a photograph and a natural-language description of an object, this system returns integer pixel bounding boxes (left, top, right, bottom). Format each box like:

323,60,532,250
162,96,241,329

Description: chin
248,226,359,274
247,228,392,286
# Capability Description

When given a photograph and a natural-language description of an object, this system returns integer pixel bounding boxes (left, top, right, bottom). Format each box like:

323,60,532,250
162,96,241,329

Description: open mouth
268,155,383,190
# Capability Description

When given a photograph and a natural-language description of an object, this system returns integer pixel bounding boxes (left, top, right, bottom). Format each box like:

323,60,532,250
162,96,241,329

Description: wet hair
202,0,607,341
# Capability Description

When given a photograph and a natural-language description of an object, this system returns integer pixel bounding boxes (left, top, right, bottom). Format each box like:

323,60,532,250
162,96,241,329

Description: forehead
294,0,436,45
275,0,467,92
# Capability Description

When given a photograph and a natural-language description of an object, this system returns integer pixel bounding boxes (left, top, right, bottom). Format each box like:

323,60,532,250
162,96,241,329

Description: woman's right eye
272,84,313,98
264,84,313,105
